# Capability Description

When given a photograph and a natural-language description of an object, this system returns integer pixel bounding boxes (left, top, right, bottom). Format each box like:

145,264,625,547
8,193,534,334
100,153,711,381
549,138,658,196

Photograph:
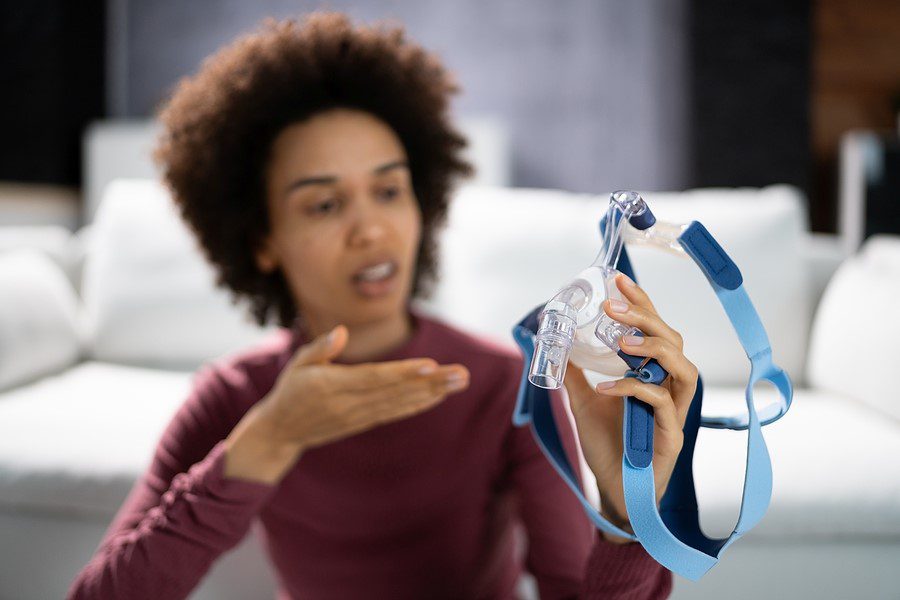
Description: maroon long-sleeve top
69,308,671,599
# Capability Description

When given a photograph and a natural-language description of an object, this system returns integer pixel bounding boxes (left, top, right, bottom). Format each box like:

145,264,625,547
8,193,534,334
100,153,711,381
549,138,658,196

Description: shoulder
166,328,294,440
148,328,296,482
194,327,296,412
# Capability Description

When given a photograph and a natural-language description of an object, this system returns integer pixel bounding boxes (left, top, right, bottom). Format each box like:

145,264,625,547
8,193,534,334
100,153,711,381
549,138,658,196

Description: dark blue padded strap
512,318,638,541
623,375,654,469
611,242,665,473
679,222,743,290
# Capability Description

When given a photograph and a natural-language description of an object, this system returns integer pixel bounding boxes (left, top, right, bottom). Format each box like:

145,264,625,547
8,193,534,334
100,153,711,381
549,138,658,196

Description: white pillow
0,225,81,289
0,250,82,391
82,179,276,369
422,184,809,387
624,186,810,387
806,234,900,421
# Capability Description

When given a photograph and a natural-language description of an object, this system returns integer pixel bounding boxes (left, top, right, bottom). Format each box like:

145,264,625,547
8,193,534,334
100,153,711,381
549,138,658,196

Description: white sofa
1,178,898,600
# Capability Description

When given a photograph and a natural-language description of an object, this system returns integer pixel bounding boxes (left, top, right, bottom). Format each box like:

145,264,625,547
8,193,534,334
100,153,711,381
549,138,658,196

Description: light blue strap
512,218,793,580
678,222,793,429
623,353,776,579
619,221,792,579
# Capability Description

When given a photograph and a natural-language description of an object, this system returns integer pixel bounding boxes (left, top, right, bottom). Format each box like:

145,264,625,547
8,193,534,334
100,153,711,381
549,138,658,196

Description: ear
254,238,278,273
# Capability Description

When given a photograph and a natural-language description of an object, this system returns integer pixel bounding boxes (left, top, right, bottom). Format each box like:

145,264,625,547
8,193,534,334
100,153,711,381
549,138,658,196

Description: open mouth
351,259,399,297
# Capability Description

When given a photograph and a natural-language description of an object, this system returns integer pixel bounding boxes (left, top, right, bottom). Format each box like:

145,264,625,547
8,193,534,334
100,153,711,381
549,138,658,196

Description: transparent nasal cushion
529,191,694,389
622,219,691,256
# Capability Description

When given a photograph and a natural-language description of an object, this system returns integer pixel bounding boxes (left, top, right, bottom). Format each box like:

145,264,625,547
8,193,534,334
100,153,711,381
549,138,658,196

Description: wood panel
812,0,900,231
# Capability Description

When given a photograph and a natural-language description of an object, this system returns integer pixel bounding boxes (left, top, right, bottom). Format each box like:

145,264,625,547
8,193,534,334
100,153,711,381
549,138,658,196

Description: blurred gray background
108,0,691,195
18,0,899,234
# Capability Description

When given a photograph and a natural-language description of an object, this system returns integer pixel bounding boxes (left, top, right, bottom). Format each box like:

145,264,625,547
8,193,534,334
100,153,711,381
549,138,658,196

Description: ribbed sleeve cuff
192,439,280,510
580,537,672,599
143,439,282,552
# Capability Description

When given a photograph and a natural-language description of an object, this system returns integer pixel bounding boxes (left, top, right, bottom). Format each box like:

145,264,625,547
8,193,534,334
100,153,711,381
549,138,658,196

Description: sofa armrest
806,234,900,421
801,232,848,319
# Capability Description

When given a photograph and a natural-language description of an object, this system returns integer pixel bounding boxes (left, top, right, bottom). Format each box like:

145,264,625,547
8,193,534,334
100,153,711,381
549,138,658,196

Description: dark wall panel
689,0,811,214
0,0,105,186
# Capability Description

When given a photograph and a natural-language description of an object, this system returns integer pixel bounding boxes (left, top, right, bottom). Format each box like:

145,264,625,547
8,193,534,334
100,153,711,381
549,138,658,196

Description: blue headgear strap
511,219,793,580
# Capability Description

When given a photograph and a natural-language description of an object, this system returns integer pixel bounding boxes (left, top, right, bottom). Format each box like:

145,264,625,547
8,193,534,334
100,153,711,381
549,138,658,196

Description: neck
299,306,415,362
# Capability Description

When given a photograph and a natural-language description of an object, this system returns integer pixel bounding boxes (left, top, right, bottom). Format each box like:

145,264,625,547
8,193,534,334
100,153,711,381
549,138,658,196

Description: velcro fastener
624,383,654,469
679,222,743,290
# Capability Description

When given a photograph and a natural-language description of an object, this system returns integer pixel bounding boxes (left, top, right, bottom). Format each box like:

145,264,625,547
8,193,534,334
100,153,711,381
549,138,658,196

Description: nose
347,197,388,247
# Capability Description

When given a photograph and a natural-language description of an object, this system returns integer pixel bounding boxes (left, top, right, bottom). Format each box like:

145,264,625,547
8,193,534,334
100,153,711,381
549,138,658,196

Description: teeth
356,262,395,282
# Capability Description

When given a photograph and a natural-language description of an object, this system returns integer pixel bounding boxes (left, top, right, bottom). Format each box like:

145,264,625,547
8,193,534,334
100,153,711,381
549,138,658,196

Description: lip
351,256,399,281
351,256,401,299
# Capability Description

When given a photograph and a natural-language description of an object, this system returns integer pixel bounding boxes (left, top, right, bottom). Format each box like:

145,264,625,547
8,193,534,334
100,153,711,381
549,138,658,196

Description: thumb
290,324,348,367
563,364,595,413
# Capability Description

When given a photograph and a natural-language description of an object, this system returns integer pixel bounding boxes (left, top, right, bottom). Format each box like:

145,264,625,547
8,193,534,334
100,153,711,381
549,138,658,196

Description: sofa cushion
692,388,900,540
83,180,808,384
82,179,277,370
0,362,192,517
0,225,82,289
1,366,896,540
0,251,82,392
806,234,900,421
421,184,809,387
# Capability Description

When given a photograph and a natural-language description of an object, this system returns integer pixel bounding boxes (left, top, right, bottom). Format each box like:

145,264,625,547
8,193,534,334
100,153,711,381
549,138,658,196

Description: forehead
269,108,408,178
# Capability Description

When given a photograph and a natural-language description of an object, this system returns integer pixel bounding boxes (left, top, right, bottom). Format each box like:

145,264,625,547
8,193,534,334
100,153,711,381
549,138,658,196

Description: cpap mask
511,190,793,581
528,190,670,390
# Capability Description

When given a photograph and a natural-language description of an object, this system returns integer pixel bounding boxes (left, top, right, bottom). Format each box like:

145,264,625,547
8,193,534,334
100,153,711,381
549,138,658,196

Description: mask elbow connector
528,292,581,389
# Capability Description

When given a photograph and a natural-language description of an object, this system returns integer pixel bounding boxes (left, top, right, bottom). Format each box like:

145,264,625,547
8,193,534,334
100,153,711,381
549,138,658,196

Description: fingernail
609,299,628,313
326,327,338,344
622,335,643,346
620,274,636,287
446,377,467,391
596,381,616,390
445,371,466,383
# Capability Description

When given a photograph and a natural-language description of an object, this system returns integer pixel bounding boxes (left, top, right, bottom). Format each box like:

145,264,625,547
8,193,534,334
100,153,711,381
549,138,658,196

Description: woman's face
257,108,422,331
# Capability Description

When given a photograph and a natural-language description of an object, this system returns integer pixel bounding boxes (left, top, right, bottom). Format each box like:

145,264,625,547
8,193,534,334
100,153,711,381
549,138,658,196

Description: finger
618,335,698,386
594,377,681,434
618,335,698,418
603,297,683,351
289,324,349,367
346,369,467,426
353,364,469,407
332,358,457,392
373,382,453,421
614,273,659,316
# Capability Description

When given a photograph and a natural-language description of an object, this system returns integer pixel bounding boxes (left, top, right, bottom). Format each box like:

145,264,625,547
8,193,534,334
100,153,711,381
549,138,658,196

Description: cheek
278,231,344,292
402,204,424,256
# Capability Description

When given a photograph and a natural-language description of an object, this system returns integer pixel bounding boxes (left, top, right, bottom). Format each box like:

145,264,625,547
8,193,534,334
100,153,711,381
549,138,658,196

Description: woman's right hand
224,324,470,484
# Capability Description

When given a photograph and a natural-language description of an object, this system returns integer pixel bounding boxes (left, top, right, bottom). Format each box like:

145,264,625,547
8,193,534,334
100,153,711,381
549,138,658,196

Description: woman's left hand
564,273,699,543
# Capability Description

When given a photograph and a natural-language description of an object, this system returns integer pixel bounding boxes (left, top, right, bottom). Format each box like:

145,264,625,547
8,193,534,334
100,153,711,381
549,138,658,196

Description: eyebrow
282,160,409,197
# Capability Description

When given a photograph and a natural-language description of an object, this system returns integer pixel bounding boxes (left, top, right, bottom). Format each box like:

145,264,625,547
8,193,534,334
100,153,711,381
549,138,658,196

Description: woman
70,12,697,600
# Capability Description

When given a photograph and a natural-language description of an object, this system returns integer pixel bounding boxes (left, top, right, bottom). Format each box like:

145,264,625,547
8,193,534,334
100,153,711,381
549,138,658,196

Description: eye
307,197,340,215
377,185,402,202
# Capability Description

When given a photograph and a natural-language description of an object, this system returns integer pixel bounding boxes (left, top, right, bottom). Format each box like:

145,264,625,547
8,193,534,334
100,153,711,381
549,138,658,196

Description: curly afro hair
154,12,473,328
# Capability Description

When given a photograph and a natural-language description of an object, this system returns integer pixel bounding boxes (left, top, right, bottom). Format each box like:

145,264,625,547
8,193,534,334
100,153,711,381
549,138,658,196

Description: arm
67,366,279,600
579,538,672,599
68,324,456,599
502,358,592,599
504,358,672,600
